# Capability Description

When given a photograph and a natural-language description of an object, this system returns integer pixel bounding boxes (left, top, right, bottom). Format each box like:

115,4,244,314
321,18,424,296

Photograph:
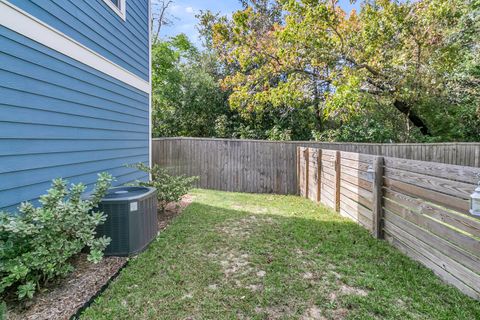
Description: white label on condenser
130,202,138,212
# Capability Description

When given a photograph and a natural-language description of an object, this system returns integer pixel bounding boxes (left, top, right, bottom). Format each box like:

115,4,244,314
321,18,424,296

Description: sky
157,0,362,47
158,0,242,45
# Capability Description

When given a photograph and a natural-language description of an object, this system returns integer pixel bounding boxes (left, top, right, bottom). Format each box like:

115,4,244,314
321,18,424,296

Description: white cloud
185,6,194,14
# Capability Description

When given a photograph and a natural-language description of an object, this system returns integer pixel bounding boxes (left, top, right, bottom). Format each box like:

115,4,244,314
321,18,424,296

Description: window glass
110,0,120,8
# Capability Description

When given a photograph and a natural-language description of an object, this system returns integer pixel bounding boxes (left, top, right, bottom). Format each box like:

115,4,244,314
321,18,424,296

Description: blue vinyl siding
8,0,149,80
0,26,149,211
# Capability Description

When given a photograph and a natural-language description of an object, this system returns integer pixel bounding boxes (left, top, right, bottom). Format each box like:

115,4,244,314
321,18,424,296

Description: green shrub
0,301,5,320
130,163,198,211
0,173,113,300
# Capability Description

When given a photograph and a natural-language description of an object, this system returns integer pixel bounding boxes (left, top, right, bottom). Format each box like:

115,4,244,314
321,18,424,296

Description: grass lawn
81,190,480,320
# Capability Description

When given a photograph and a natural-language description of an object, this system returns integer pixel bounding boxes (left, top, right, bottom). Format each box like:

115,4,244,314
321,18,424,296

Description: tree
443,0,480,141
210,0,478,142
151,35,231,137
151,0,175,44
151,0,478,142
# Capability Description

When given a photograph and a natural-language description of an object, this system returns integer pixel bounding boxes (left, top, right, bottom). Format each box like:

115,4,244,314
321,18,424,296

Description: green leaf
17,282,36,300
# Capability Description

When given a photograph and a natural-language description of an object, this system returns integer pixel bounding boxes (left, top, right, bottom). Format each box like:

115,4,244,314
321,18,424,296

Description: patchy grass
81,190,480,320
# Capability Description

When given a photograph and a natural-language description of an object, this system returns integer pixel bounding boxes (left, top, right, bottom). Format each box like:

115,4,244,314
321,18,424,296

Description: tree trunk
312,78,324,132
393,100,430,136
314,104,323,132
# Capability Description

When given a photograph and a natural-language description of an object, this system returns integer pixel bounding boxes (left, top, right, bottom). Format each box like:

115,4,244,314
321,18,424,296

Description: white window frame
102,0,126,21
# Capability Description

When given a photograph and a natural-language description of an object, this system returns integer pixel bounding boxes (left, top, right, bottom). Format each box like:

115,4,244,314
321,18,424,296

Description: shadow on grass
81,200,480,320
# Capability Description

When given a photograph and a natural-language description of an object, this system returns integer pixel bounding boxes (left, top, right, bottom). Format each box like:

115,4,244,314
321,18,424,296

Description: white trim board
0,0,150,93
102,0,126,21
148,0,153,173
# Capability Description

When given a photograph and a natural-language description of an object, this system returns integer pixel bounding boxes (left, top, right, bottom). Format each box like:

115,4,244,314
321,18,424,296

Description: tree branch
152,0,173,45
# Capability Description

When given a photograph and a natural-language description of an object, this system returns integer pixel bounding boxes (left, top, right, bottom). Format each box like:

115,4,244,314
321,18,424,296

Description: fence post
304,148,310,198
296,147,301,195
372,156,385,239
475,145,480,168
335,151,341,212
317,149,322,203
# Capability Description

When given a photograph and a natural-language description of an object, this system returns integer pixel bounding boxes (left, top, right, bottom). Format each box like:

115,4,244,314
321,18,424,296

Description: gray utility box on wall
96,187,158,256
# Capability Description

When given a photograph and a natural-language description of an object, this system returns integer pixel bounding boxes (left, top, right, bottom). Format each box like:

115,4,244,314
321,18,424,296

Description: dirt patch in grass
338,284,368,297
5,196,193,320
220,252,251,277
301,305,323,320
232,204,269,214
255,305,296,319
300,304,351,320
210,215,276,292
217,215,274,238
327,308,350,320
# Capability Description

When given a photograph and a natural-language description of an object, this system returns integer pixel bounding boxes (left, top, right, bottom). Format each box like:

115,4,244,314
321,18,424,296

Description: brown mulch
160,194,194,230
5,196,194,320
5,256,127,320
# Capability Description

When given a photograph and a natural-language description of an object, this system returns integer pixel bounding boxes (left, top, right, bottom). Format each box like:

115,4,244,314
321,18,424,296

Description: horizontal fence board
383,218,480,294
321,194,335,209
384,177,470,213
340,177,373,199
384,197,480,258
340,172,373,192
321,182,335,198
340,207,373,231
340,191,373,218
340,184,373,211
340,158,372,171
340,196,373,224
384,157,480,184
321,174,336,186
341,166,372,183
340,151,375,164
383,207,480,273
321,165,336,177
384,167,473,200
320,170,335,183
384,189,480,238
321,149,338,158
384,231,480,300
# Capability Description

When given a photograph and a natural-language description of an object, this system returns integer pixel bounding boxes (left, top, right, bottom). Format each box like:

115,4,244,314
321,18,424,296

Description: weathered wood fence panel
153,138,480,195
298,147,480,300
153,138,299,194
339,152,375,232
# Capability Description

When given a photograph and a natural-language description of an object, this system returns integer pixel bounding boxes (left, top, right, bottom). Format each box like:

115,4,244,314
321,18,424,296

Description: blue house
0,0,151,211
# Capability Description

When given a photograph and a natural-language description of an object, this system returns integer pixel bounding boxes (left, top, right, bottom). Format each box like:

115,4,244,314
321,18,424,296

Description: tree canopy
151,0,480,142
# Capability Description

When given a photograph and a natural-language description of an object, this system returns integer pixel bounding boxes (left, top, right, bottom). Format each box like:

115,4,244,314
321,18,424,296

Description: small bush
130,163,198,211
0,301,5,320
0,173,113,300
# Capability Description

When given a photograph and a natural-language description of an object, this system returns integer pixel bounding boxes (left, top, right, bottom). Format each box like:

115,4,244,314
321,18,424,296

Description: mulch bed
4,196,193,320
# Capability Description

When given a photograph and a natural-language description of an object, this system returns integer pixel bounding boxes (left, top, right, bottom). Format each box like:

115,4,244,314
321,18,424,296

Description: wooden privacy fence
153,138,298,194
153,138,480,195
298,147,480,299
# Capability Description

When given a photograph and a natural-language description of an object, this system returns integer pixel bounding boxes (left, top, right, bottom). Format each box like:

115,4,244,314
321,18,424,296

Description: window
102,0,126,20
